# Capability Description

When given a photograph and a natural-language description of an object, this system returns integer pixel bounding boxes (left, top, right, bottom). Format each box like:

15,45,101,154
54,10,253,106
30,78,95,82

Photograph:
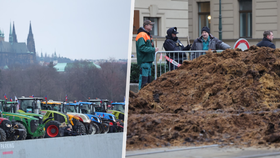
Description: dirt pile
127,46,280,150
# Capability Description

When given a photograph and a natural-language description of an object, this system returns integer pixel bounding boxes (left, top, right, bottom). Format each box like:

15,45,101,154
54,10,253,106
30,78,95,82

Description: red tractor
0,117,23,141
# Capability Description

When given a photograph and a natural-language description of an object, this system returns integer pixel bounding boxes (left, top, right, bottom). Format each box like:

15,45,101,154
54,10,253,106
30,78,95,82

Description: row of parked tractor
0,96,125,141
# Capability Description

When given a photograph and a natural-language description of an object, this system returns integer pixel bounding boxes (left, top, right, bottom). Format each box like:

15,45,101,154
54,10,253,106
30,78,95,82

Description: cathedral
0,22,36,67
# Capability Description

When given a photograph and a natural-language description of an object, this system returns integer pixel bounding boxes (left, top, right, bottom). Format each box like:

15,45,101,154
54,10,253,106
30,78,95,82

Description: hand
185,44,192,50
155,47,159,52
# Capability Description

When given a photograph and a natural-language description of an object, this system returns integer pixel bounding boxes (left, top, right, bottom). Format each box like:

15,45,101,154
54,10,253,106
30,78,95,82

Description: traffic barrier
0,133,123,158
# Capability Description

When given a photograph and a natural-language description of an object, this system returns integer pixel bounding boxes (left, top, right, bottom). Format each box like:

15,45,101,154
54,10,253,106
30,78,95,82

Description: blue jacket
257,37,275,49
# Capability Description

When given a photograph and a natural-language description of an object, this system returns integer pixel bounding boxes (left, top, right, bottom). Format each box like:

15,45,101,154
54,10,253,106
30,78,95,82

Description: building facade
0,22,36,67
132,0,280,62
132,0,189,62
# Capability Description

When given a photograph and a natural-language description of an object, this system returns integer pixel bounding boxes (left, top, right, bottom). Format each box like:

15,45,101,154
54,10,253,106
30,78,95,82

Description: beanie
201,26,210,34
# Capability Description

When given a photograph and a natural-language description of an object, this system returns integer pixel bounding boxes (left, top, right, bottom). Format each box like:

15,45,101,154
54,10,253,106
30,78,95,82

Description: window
144,17,159,36
239,0,252,38
198,2,211,36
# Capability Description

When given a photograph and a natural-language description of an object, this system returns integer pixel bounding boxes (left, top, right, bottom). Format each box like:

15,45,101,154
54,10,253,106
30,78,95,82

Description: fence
154,50,224,79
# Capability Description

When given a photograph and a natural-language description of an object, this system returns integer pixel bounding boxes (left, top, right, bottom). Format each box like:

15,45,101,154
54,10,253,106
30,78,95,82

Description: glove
184,44,192,50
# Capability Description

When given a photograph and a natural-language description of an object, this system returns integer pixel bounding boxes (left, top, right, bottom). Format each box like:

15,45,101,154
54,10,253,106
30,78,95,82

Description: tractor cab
18,96,43,114
108,102,125,122
77,102,93,114
41,100,64,114
87,98,109,113
111,102,125,113
1,101,18,114
63,102,78,113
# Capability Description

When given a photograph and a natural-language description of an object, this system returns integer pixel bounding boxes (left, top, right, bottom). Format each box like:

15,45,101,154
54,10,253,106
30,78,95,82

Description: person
191,26,230,59
136,20,159,90
163,27,192,71
256,30,275,49
60,123,78,136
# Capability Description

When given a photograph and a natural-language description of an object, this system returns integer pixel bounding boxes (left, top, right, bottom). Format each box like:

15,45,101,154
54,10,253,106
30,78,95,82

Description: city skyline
0,0,132,60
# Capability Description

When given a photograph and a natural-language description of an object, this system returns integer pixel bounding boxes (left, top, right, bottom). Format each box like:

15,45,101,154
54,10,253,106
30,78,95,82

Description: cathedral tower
12,22,18,43
9,23,13,44
27,22,36,55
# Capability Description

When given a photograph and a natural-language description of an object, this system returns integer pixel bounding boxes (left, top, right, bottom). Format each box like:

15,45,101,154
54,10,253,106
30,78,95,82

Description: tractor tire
91,123,100,135
97,124,103,134
0,128,6,141
75,121,86,135
14,122,27,140
45,121,61,138
102,122,110,134
87,124,94,135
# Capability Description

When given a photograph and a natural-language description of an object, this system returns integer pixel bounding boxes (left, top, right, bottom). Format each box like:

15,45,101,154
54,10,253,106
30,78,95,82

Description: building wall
132,0,189,62
189,0,279,47
132,0,280,63
0,52,35,67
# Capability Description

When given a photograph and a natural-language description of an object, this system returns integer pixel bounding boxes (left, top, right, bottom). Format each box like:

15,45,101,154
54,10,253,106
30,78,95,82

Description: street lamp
219,0,222,40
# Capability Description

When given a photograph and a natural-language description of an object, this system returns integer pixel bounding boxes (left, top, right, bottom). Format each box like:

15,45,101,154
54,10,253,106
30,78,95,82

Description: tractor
0,116,23,141
0,100,44,140
68,102,110,134
17,96,78,137
41,100,91,135
87,99,123,132
108,102,125,122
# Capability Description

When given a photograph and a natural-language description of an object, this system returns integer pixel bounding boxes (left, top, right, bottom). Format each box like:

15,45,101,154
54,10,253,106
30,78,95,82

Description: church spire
9,22,13,44
27,21,36,54
12,22,18,43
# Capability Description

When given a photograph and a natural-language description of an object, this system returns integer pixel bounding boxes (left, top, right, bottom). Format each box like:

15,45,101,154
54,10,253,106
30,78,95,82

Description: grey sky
0,0,132,60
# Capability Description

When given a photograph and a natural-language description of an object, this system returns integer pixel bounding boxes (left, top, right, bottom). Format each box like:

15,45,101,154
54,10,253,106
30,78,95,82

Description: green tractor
0,100,45,139
17,96,73,138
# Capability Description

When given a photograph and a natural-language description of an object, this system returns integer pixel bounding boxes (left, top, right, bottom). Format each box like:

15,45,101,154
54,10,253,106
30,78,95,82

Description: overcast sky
0,0,132,60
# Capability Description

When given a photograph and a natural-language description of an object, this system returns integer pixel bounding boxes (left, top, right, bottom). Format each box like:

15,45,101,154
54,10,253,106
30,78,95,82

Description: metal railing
154,50,224,79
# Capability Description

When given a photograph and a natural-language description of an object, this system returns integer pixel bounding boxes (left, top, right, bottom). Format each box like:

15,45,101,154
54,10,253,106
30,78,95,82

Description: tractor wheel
91,123,100,135
45,121,61,138
14,122,27,140
97,124,103,134
0,128,6,141
75,122,86,135
102,122,110,134
87,124,94,135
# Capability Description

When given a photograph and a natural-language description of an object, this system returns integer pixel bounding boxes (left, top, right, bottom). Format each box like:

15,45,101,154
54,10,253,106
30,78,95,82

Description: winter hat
172,27,179,34
201,26,210,34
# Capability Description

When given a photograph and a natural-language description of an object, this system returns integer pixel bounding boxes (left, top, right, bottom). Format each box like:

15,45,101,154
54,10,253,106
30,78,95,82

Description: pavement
126,145,280,158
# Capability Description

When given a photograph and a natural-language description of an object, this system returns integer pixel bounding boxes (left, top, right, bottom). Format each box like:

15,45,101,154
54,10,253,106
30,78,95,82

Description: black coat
257,37,275,49
163,27,191,61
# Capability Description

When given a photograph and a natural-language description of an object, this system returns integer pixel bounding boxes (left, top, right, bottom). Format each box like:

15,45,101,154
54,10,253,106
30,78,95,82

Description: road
126,145,280,158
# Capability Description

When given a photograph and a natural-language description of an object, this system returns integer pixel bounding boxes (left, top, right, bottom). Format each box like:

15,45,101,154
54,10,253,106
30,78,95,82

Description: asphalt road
126,145,280,158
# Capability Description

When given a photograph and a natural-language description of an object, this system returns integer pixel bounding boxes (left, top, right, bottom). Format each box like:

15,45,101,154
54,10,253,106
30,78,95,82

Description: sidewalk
126,145,280,158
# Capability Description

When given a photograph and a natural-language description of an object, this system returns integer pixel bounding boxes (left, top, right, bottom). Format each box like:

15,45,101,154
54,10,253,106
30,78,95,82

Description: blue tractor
64,102,110,134
87,99,123,132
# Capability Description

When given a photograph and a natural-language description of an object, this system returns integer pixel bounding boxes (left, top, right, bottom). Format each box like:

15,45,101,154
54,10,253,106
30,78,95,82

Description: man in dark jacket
191,26,230,59
256,30,275,49
136,20,159,90
163,27,191,71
